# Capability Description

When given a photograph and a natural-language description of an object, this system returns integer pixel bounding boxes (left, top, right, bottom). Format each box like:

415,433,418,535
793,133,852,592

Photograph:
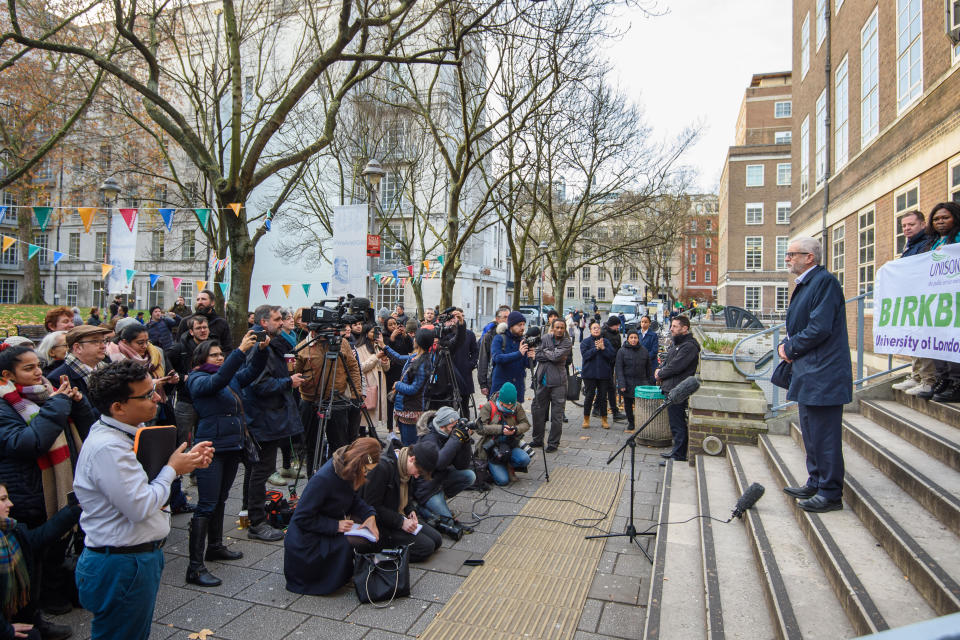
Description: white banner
105,209,137,295
873,242,960,363
328,204,368,297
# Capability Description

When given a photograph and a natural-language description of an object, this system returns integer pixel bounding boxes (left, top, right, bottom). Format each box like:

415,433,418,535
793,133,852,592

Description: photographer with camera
478,306,510,397
490,311,534,402
475,382,531,486
383,317,412,435
531,318,573,452
450,309,479,418
241,306,305,542
359,439,442,562
425,309,465,411
411,407,475,531
380,329,434,446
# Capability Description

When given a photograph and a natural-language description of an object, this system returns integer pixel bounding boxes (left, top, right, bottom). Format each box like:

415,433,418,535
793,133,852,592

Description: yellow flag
423,260,431,270
196,280,207,292
1,236,15,252
281,284,291,298
228,203,242,217
101,263,114,279
77,207,96,233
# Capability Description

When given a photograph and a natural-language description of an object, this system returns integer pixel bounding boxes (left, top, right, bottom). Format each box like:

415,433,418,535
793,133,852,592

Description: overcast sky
604,0,793,193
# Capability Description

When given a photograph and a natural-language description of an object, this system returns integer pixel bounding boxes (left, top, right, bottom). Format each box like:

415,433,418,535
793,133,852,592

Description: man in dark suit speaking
777,237,852,513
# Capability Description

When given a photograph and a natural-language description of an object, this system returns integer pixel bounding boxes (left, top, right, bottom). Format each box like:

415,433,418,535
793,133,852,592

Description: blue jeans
76,548,164,640
194,450,241,518
416,468,476,521
398,421,418,447
488,448,532,486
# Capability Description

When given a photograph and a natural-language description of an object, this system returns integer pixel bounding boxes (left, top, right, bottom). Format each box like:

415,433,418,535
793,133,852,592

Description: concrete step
860,399,960,472
643,460,706,640
843,413,960,538
727,444,855,640
789,421,960,616
696,454,774,640
760,433,935,634
892,388,960,428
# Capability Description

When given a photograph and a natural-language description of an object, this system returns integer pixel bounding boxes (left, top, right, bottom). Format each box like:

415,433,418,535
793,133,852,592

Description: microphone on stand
666,376,701,405
731,483,765,520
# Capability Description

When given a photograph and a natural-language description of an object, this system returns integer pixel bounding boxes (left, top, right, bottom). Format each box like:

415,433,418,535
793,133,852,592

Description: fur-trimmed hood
416,409,438,437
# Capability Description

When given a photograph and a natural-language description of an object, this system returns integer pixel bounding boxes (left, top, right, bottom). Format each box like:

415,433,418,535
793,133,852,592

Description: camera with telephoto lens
516,439,534,457
523,325,541,349
451,417,478,443
428,516,464,541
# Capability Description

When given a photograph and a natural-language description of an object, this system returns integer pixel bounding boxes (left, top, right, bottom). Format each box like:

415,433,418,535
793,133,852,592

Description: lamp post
99,177,121,307
538,240,548,326
361,159,386,303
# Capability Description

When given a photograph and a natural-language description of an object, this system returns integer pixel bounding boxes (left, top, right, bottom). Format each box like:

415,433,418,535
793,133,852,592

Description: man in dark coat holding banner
778,237,851,513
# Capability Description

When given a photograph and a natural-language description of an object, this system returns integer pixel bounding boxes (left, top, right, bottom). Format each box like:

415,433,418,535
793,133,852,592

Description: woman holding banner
920,202,960,403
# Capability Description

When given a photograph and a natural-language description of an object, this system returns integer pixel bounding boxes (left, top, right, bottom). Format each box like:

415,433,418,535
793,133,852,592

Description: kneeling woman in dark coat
284,438,382,595
360,439,442,562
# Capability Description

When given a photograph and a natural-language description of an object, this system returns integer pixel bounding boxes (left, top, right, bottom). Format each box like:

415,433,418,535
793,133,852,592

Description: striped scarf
0,518,30,618
63,352,104,387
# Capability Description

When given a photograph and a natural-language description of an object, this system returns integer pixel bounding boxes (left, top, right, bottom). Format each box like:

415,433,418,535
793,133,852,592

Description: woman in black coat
615,330,654,433
580,322,615,429
284,438,381,595
359,440,441,562
383,317,412,434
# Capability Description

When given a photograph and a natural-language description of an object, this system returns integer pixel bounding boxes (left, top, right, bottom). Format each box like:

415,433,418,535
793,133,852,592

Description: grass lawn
0,304,53,336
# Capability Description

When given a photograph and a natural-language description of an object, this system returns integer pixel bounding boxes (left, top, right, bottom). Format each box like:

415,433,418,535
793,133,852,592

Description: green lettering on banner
879,298,892,326
956,292,960,328
918,294,937,326
935,293,953,327
901,296,919,327
892,296,902,326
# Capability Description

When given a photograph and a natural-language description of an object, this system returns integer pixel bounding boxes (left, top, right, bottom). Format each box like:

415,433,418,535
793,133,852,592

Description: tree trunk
17,206,43,304
411,281,424,320
225,224,256,340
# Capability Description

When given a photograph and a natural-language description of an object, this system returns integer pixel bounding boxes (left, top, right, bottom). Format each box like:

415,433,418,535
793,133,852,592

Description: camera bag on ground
265,490,296,529
354,545,412,606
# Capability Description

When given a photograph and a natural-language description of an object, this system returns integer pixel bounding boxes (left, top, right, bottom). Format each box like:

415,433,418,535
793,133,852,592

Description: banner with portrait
328,204,368,297
105,209,138,294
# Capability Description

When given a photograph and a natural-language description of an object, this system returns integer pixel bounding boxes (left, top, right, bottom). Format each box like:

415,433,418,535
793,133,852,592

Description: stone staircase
642,386,960,639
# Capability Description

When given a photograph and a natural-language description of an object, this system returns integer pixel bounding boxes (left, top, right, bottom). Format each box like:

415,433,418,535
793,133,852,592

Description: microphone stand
585,398,672,563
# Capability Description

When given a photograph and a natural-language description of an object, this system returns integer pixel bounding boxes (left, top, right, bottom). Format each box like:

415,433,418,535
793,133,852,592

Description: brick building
717,72,794,317
790,0,960,370
678,194,719,304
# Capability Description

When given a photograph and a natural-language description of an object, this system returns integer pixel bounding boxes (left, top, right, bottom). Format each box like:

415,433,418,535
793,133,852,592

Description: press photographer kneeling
412,406,475,536
359,439,442,562
475,382,531,486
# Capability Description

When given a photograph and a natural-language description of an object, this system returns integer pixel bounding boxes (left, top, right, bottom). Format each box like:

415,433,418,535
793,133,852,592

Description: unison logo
930,251,960,279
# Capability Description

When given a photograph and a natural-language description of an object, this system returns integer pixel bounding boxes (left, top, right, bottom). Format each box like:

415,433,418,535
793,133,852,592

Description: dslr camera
302,295,374,338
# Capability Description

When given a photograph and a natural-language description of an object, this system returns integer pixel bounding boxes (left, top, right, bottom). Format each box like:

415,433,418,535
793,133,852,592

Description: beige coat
358,345,391,426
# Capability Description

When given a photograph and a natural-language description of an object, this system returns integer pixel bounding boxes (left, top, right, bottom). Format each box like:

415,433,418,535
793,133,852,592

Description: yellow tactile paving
420,466,625,640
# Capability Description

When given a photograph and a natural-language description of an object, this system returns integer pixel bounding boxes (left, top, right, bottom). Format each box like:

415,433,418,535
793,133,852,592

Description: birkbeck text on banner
873,242,960,363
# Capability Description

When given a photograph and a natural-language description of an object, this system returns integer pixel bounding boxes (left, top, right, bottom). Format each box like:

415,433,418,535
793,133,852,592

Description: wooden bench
15,324,47,341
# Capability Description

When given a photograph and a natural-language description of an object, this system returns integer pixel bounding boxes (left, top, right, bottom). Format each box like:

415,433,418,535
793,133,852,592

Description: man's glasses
128,385,158,401
77,339,107,345
784,251,811,258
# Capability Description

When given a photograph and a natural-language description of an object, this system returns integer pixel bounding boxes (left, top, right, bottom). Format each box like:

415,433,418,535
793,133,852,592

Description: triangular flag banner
119,208,138,232
27,244,40,260
437,255,444,266
383,276,392,285
52,251,64,266
423,260,430,270
171,277,183,292
406,265,414,277
374,274,382,285
228,203,242,217
262,285,271,298
125,269,136,283
302,284,311,296
196,280,207,292
391,269,399,280
158,208,175,231
193,208,210,230
281,284,292,298
218,282,230,297
320,282,328,295
101,263,114,279
1,236,13,252
264,219,271,231
77,207,95,233
401,278,407,286
0,206,6,225
149,274,161,288
33,206,52,231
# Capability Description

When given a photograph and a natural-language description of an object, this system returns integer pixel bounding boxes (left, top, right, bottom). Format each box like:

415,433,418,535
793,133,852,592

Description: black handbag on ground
771,360,793,389
354,545,411,606
566,366,582,401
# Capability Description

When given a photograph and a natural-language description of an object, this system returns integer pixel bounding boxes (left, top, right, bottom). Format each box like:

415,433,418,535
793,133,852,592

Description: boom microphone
666,376,701,405
731,483,765,520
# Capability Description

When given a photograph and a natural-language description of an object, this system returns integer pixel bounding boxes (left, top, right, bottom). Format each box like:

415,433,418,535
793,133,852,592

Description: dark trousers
797,403,845,501
667,400,689,459
934,359,960,382
246,438,282,526
325,406,352,456
353,523,443,563
531,384,565,447
194,450,241,518
607,373,619,414
583,378,609,417
347,405,363,440
76,548,163,640
623,395,635,427
299,400,322,476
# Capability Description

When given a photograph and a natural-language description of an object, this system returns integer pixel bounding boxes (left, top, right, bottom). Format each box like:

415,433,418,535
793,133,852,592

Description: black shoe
171,502,196,515
454,520,474,534
40,598,72,616
206,505,243,560
920,377,949,399
660,452,675,459
612,411,627,422
206,544,243,561
545,445,558,453
563,416,569,423
35,616,72,640
797,495,842,513
528,441,543,448
247,521,285,541
783,485,818,499
186,517,222,587
932,382,960,403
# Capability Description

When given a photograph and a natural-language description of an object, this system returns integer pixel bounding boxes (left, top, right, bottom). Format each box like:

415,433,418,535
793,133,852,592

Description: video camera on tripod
301,295,374,341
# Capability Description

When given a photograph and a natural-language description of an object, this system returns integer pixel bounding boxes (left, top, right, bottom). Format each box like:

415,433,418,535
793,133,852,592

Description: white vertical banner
329,204,368,297
106,210,137,295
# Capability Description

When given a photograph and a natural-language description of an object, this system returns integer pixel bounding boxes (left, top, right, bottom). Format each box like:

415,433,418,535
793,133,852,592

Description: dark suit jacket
782,265,852,406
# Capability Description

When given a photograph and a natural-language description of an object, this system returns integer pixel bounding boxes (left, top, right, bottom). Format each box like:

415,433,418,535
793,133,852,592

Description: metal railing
731,291,910,413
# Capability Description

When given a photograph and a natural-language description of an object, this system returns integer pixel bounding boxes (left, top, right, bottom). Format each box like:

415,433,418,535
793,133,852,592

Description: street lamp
361,159,386,302
99,177,121,308
538,240,548,326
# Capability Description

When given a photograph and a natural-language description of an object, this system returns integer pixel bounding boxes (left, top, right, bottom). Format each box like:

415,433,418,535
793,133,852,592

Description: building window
582,266,590,281
381,171,403,209
380,222,404,262
704,253,712,265
94,232,107,263
32,233,49,266
598,267,608,281
704,270,711,283
151,231,165,259
835,55,849,170
705,237,712,248
597,287,606,300
775,131,792,144
746,203,763,225
68,232,80,260
99,145,111,172
613,266,622,280
629,266,639,280
801,13,810,79
581,287,590,300
896,0,923,112
690,220,698,232
776,236,789,270
66,281,78,307
0,241,16,265
745,237,763,270
690,238,697,248
182,230,196,260
378,285,405,313
567,286,575,299
774,202,790,225
244,76,254,101
815,90,826,185
745,165,764,187
776,286,790,312
950,158,960,203
858,208,875,297
894,183,919,254
777,163,792,186
861,8,879,146
689,269,696,283
92,281,104,308
832,224,845,288
690,252,697,265
774,101,792,118
706,220,712,231
816,0,827,47
180,281,194,303
745,286,761,312
148,281,166,310
836,0,844,11
800,116,810,199
0,280,16,304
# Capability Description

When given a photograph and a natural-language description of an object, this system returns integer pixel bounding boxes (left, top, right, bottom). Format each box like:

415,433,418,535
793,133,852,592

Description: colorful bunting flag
0,236,13,253
52,251,64,266
101,263,114,279
437,254,444,266
262,284,271,298
374,274,382,285
193,208,210,230
281,284,292,298
125,269,137,283
158,208,175,231
0,206,6,225
195,280,207,292
406,265,414,277
264,219,271,231
171,277,183,292
302,284,311,296
423,260,430,270
27,244,40,260
77,207,95,233
119,208,138,232
218,281,230,297
149,274,161,288
320,282,328,295
391,269,399,280
33,206,52,231
228,203,242,217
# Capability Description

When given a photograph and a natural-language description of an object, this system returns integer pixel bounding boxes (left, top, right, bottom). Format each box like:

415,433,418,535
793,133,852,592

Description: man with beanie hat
489,311,533,401
475,382,531,485
410,405,475,530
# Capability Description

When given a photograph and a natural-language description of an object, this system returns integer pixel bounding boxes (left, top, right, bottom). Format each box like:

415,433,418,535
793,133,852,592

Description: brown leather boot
601,416,610,429
582,416,590,429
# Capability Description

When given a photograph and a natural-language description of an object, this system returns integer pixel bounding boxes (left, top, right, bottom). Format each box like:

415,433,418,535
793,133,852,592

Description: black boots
206,506,244,562
186,517,222,587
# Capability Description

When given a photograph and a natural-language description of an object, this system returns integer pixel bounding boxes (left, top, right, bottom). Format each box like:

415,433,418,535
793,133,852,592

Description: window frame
744,286,762,312
832,224,845,288
815,89,827,186
893,181,920,255
800,116,810,199
801,13,811,79
745,164,764,187
949,154,960,203
777,162,792,186
776,286,790,312
858,207,876,298
776,236,790,271
835,54,849,169
895,0,923,113
0,279,17,304
776,202,792,225
745,203,764,225
774,101,792,118
861,7,880,146
66,281,78,307
816,0,827,49
774,130,792,144
745,236,763,271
